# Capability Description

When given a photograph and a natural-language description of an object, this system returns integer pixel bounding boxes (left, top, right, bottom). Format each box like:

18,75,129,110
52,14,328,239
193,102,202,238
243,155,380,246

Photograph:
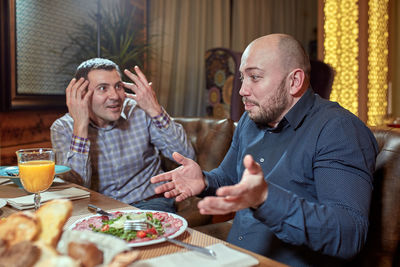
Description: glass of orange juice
16,148,55,210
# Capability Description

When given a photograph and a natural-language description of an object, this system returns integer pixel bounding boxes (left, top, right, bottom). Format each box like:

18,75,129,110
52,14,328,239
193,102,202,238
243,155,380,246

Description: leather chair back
168,117,236,227
169,117,235,171
352,126,400,266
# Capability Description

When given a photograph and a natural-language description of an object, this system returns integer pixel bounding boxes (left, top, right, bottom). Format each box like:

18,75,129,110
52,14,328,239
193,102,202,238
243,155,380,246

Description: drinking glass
16,148,55,210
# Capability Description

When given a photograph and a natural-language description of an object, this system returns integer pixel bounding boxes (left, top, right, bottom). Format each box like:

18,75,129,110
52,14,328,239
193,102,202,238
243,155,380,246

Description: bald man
151,34,378,266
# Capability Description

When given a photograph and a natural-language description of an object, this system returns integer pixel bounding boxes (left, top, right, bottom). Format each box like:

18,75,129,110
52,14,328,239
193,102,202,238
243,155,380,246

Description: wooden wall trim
358,0,368,123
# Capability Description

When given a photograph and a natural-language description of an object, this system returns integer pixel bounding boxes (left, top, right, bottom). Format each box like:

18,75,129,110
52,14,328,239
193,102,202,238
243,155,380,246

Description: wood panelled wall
0,109,66,165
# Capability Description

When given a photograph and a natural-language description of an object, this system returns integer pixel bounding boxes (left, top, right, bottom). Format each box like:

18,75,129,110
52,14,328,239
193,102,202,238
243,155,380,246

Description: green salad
89,212,165,241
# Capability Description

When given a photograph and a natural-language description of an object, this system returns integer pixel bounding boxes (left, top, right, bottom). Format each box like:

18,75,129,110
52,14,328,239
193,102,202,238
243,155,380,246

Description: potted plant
60,1,150,76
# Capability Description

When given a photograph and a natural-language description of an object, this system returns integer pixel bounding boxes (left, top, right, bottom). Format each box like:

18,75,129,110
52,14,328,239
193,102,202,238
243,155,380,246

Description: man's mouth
242,97,258,110
106,103,121,111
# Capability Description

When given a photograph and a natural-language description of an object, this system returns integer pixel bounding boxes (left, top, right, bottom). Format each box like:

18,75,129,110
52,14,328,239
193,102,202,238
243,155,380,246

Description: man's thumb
172,152,189,166
243,154,262,174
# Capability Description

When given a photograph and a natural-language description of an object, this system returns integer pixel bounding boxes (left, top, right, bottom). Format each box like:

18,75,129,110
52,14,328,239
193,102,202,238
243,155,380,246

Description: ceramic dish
69,210,188,248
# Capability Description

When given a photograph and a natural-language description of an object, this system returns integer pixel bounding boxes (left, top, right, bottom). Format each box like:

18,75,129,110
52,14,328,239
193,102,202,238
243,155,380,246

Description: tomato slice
146,227,157,235
137,231,147,238
101,224,110,232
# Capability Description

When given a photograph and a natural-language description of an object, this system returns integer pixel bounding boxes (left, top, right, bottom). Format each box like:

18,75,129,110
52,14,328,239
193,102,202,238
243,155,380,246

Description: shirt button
238,236,243,241
259,158,264,163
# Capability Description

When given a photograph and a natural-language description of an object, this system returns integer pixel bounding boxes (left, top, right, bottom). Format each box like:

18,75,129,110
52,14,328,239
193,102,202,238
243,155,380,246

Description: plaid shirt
50,99,195,204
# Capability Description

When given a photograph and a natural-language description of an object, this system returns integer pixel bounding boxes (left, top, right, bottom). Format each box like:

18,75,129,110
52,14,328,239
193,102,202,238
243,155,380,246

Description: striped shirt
50,99,195,204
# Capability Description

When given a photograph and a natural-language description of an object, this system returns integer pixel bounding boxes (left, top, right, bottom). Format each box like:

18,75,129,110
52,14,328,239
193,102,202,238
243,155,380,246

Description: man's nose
239,81,249,96
108,87,119,99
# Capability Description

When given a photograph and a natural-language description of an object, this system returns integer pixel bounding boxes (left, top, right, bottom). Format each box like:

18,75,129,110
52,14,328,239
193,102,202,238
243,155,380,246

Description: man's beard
244,78,289,127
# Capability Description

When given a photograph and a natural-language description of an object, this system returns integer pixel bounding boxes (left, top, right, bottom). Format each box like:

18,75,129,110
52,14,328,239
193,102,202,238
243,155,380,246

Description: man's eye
250,75,260,81
98,86,106,91
116,84,123,90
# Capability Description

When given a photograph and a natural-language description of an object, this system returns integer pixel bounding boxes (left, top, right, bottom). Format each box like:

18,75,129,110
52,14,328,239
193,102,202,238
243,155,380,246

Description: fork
123,220,217,257
124,219,147,231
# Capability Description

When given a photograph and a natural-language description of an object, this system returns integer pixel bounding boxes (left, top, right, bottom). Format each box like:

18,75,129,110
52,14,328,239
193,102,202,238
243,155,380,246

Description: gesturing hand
151,152,206,202
197,154,268,215
123,66,162,117
65,78,92,138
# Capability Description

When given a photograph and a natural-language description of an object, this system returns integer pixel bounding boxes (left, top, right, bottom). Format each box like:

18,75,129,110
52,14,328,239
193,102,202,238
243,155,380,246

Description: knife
165,237,217,257
88,204,113,217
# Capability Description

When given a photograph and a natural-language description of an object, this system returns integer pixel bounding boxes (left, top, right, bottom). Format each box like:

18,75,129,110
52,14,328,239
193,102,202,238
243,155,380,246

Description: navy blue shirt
203,88,378,266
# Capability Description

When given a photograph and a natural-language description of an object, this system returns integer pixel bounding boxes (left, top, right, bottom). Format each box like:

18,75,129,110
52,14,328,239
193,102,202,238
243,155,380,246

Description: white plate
0,199,7,209
68,210,188,248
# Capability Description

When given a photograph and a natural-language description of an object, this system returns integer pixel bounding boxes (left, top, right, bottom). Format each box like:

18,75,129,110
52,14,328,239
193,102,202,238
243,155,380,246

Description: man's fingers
133,66,150,85
216,183,246,197
243,154,262,174
198,197,238,215
150,172,172,184
153,181,175,194
71,78,86,100
77,80,89,99
123,82,138,94
172,152,191,166
83,86,94,102
125,93,137,100
124,69,145,90
165,188,180,198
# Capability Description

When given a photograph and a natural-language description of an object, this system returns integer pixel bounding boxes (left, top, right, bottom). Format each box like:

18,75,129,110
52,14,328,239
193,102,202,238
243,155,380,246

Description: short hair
74,58,121,80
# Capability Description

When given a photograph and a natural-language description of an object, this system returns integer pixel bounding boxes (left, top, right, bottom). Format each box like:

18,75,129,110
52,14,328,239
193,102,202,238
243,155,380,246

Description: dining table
0,178,287,266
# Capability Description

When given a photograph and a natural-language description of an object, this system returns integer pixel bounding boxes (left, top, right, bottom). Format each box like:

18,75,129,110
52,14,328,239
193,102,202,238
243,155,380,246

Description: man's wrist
148,106,163,117
73,122,89,138
151,107,171,129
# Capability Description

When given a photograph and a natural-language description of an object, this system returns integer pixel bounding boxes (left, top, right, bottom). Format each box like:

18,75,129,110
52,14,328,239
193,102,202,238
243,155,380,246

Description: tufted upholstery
171,118,400,265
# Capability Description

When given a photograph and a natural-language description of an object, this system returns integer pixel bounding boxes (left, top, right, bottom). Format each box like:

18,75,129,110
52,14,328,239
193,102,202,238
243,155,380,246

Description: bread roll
0,211,40,246
36,199,73,247
68,241,104,267
0,240,41,267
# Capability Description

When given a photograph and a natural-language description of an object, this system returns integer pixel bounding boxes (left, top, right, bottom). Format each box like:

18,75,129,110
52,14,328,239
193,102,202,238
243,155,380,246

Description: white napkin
0,178,10,185
131,243,259,267
6,187,90,210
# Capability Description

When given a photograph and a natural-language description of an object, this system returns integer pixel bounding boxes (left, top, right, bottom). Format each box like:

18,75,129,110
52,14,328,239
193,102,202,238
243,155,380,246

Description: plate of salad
69,210,188,247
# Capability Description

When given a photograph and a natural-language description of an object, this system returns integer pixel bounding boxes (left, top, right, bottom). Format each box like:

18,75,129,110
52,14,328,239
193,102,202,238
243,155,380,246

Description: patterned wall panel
16,0,97,95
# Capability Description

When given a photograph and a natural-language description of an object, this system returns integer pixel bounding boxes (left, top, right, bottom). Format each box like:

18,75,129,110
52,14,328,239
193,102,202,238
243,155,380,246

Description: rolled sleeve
151,108,171,129
70,134,90,154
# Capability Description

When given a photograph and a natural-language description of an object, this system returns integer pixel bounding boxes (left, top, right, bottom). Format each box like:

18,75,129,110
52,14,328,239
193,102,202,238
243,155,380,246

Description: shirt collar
283,87,315,130
121,98,137,120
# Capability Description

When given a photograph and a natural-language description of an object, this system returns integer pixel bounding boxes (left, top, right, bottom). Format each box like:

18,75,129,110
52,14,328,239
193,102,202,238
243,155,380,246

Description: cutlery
123,220,217,257
164,237,217,257
124,219,147,231
88,204,113,217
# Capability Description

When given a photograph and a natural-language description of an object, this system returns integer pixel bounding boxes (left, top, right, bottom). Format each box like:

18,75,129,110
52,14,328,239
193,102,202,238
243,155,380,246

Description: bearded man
150,34,378,266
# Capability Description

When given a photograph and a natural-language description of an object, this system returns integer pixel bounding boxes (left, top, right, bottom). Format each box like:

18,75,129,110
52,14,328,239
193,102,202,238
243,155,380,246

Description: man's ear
288,69,305,96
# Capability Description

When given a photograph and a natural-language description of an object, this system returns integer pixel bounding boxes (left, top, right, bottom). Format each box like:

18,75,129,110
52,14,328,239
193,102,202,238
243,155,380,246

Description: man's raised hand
123,66,162,117
151,152,206,202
